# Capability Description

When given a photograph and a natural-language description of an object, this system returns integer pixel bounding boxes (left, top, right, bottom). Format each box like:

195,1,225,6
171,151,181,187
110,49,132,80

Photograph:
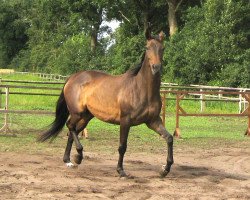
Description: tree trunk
89,7,103,53
133,0,152,32
143,11,150,32
167,0,178,36
90,30,97,53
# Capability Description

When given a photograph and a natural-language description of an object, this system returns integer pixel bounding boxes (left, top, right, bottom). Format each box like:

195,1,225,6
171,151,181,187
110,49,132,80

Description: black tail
38,90,69,142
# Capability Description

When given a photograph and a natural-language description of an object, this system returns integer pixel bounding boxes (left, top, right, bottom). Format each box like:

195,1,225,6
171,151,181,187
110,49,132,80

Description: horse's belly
87,103,120,124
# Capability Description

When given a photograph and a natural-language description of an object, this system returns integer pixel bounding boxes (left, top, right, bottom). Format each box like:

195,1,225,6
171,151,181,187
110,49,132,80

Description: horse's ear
159,31,165,42
145,27,152,40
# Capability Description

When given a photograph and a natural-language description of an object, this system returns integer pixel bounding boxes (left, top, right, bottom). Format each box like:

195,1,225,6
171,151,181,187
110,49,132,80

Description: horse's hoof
117,169,128,178
160,169,169,178
120,171,128,178
66,162,76,168
160,165,169,178
74,154,83,165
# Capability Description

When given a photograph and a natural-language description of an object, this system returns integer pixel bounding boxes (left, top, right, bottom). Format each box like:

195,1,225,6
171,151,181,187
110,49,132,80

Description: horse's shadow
125,160,249,181
168,164,249,182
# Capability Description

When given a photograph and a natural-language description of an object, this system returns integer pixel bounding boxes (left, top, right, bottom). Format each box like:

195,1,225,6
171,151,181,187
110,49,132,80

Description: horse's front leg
117,117,130,177
147,117,174,177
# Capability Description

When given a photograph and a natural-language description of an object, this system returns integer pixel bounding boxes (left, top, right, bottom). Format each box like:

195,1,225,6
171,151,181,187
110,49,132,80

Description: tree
1,0,248,88
166,0,203,36
68,0,112,52
167,0,182,36
0,0,28,67
165,0,250,87
104,0,168,74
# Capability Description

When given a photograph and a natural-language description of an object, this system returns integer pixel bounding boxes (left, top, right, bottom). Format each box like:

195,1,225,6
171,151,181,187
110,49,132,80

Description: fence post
162,93,166,127
218,90,222,99
243,90,247,112
245,94,250,136
239,91,242,114
174,93,181,138
200,89,205,112
0,87,10,133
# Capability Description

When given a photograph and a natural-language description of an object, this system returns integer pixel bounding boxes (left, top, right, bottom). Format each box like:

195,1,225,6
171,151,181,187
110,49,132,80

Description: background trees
0,0,28,68
165,0,249,87
0,0,249,87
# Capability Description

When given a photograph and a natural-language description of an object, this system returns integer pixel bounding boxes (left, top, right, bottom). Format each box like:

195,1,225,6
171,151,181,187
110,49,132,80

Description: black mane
126,52,146,76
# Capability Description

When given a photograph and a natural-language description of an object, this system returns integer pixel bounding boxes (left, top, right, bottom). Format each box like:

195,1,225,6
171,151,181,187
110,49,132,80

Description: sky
102,20,120,33
108,20,120,31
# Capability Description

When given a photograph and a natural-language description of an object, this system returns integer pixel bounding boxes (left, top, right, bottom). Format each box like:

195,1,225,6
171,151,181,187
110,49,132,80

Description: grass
0,73,249,155
1,73,62,110
0,113,249,155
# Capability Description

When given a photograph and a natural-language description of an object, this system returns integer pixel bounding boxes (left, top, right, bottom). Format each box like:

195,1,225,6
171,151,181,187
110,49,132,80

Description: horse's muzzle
151,64,162,75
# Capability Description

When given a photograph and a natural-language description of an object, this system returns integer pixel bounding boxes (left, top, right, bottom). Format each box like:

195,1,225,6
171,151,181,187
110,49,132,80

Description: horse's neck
137,56,161,99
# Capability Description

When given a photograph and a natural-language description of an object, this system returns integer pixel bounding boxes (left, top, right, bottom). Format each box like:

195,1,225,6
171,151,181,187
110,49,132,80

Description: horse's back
66,70,109,85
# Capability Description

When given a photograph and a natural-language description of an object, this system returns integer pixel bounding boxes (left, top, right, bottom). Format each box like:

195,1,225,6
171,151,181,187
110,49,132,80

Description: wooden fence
1,70,249,113
0,70,69,81
160,90,250,138
0,80,62,134
0,79,249,137
161,83,250,114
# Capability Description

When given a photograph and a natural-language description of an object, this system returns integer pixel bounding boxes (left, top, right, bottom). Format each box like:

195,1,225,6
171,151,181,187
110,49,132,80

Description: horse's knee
118,145,127,155
167,134,173,144
162,133,173,144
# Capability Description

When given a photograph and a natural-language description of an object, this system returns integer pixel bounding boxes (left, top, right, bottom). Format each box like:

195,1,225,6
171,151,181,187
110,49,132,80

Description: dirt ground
0,145,249,200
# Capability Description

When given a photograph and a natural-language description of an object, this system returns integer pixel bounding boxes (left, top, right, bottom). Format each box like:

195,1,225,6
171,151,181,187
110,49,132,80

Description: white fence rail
1,71,249,113
0,70,68,81
161,83,249,113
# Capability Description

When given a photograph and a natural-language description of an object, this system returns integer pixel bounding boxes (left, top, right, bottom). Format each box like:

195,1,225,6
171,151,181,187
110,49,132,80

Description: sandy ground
0,146,249,200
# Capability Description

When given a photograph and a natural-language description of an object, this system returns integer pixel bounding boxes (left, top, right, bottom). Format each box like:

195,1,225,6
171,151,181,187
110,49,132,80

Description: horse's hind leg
63,132,74,167
64,113,93,166
64,115,82,166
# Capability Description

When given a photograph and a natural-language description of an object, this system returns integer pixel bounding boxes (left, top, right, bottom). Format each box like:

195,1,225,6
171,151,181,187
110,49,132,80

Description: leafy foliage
165,0,250,87
0,0,28,67
106,29,145,74
0,0,249,87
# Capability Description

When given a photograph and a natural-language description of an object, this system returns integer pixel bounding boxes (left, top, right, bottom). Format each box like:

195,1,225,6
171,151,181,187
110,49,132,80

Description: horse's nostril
154,64,161,69
151,64,162,75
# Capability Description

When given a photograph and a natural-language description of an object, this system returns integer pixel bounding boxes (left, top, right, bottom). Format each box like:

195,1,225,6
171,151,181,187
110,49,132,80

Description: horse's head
145,28,165,75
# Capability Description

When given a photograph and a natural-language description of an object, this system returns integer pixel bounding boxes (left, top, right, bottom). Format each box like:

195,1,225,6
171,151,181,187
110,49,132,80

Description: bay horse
38,29,174,177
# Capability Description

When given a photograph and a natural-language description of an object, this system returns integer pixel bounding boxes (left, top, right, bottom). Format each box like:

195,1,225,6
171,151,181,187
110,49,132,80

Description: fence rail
160,90,250,137
0,79,65,85
14,72,68,81
0,79,249,137
1,78,248,113
161,83,249,114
